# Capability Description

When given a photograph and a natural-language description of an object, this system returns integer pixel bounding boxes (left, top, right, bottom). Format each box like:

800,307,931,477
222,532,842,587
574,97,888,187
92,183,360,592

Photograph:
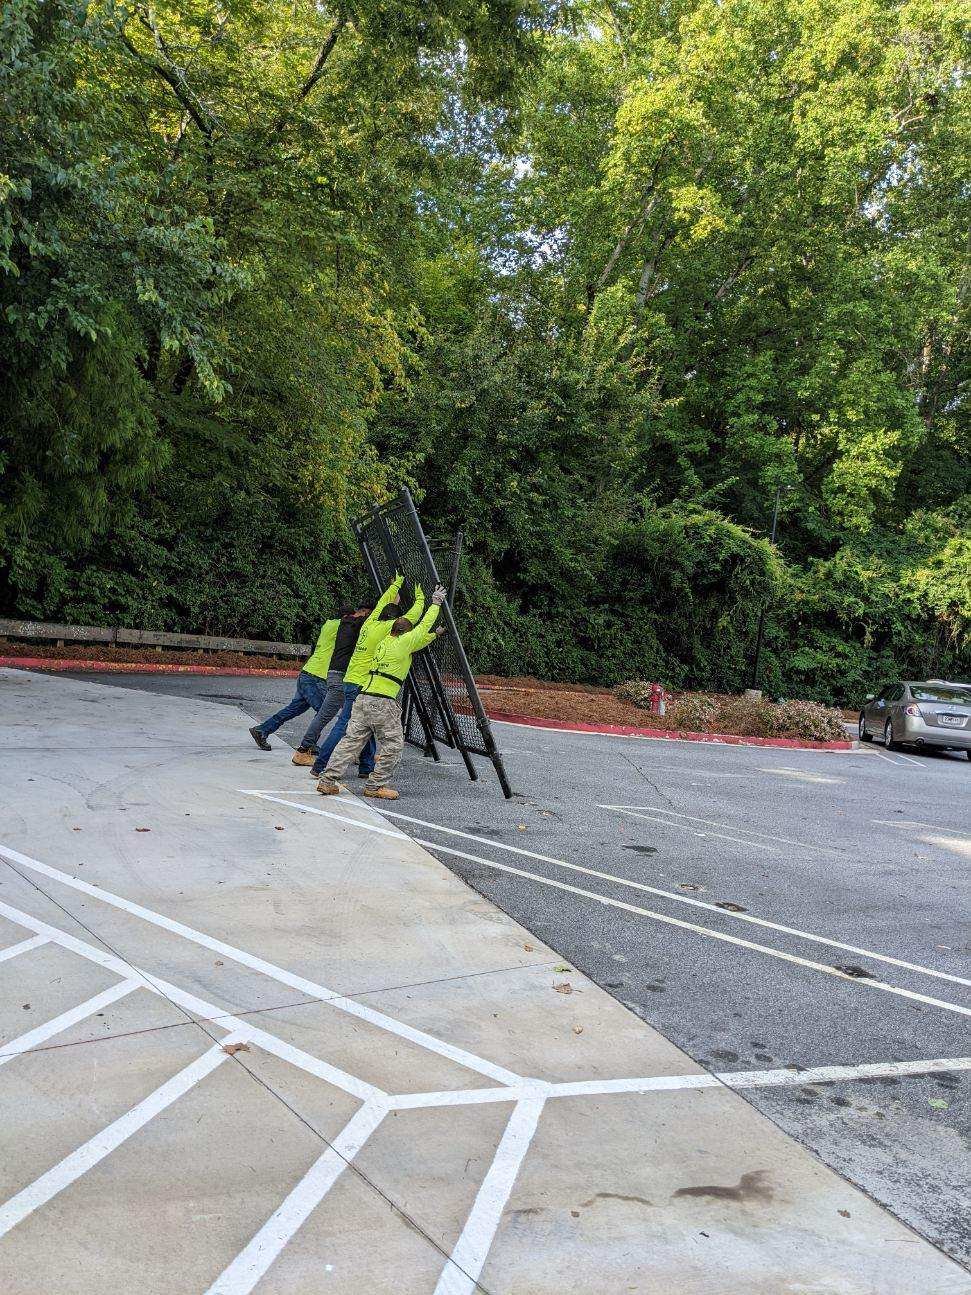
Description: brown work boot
316,779,341,795
291,749,315,766
363,786,399,800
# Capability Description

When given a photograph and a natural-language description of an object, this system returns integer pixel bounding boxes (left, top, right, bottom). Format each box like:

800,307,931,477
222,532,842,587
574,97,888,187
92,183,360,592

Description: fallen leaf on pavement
573,1025,583,1035
928,1098,949,1110
554,965,573,973
214,960,224,967
275,826,285,831
838,1209,850,1218
135,827,151,833
715,901,747,912
523,944,534,952
22,1003,30,1011
554,982,573,995
222,1042,250,1056
516,824,527,831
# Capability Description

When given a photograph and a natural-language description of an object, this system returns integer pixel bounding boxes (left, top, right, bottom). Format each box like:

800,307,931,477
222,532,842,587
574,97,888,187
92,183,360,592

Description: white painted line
0,897,384,1102
257,795,969,990
238,792,409,841
433,1096,546,1295
205,1100,388,1295
759,766,844,784
0,934,47,963
0,1039,235,1238
0,979,141,1067
410,839,971,1017
392,1055,971,1108
722,1055,971,1090
547,1055,971,1099
602,804,831,853
893,750,925,767
868,748,906,766
606,806,774,851
0,844,524,1089
873,819,958,832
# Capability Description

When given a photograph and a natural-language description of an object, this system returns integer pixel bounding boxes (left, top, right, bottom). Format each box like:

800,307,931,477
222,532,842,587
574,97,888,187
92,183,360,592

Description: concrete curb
486,709,855,752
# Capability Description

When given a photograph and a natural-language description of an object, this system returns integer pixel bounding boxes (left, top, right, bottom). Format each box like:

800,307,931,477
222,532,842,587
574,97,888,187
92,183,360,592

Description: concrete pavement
0,667,969,1293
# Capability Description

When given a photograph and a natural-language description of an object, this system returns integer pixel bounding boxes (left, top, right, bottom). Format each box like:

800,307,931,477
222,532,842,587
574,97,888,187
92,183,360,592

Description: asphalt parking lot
62,671,971,1271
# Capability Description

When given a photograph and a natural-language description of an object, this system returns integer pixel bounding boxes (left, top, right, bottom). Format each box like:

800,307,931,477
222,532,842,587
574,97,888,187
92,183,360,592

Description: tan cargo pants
323,693,404,789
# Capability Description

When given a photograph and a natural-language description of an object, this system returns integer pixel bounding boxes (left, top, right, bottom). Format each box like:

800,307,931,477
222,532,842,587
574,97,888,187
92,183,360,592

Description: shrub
614,680,657,709
667,693,719,731
770,699,848,742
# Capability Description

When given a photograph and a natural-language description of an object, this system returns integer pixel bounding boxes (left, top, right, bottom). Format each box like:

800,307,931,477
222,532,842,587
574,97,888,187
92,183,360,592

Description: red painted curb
484,709,854,751
0,657,297,678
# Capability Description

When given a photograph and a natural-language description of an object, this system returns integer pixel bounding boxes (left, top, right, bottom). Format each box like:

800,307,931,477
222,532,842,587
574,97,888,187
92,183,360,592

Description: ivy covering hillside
1,0,968,704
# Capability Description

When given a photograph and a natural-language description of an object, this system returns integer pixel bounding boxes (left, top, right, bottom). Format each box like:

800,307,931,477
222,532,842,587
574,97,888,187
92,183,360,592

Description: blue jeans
298,669,345,750
256,671,329,737
312,683,375,775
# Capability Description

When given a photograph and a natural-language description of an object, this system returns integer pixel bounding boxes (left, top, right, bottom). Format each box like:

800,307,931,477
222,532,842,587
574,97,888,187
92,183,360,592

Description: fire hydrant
648,682,665,715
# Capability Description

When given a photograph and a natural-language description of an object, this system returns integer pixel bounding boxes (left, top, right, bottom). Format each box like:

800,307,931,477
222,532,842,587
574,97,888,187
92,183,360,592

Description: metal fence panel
353,491,512,798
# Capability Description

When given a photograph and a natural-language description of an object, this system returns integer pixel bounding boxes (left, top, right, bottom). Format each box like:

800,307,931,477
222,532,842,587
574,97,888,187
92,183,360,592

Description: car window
910,685,971,704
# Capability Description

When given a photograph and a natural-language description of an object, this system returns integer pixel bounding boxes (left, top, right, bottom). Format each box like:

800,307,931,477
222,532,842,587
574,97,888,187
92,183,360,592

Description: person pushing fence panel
317,585,446,800
309,573,424,779
248,599,372,753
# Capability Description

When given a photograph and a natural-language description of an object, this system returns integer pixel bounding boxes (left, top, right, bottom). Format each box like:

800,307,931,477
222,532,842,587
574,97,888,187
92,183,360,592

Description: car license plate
940,714,965,726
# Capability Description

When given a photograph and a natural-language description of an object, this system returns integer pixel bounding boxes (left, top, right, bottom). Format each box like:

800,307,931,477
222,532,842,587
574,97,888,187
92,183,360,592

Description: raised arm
363,573,403,626
399,586,446,649
402,581,424,624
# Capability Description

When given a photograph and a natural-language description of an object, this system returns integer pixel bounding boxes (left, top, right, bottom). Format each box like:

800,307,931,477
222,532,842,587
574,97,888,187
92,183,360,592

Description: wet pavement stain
622,844,659,854
674,1170,774,1204
834,964,877,979
580,1192,655,1210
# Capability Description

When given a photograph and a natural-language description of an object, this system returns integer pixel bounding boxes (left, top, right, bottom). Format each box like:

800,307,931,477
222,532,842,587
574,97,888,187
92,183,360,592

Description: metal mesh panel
353,492,511,797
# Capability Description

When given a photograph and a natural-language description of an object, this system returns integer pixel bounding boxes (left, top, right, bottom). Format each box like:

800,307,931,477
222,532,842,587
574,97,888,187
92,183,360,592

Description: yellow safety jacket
343,575,424,687
302,619,339,679
363,604,441,699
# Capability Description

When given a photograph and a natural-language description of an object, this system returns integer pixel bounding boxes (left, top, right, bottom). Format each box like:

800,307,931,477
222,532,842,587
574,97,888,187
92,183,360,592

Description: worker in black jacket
289,600,386,772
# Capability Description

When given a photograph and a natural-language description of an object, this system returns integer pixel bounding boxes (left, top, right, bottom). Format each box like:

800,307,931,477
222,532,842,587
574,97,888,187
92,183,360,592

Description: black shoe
249,726,272,751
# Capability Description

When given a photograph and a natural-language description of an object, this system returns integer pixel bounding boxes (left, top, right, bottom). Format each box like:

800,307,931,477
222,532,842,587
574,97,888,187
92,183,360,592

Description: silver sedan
859,681,971,757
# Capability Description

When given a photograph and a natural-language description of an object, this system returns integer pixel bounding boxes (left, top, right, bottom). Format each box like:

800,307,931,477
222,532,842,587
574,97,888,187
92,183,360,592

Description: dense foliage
1,0,967,703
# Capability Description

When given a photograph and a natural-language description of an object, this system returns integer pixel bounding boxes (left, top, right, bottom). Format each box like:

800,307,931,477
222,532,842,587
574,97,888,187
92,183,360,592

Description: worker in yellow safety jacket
309,573,424,778
248,598,373,753
317,584,446,800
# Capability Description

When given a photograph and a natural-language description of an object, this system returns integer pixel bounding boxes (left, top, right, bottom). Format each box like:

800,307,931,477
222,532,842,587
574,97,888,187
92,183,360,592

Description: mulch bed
0,639,300,672
2,643,853,737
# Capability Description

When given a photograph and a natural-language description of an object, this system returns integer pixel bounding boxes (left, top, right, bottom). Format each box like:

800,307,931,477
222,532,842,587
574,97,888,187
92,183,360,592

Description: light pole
747,482,786,693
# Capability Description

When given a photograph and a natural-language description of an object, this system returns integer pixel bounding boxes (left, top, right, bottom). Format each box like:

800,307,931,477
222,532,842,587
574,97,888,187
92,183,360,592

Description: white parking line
410,838,971,1018
433,1095,546,1295
0,843,524,1089
760,767,844,784
0,934,47,964
873,818,966,834
546,1054,971,1099
206,1100,389,1295
248,795,970,990
601,804,832,853
0,1039,238,1238
0,979,141,1067
606,806,774,851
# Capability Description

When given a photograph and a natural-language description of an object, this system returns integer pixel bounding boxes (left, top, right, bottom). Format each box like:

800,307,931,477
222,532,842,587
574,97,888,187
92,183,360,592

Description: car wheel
884,718,900,751
858,714,873,742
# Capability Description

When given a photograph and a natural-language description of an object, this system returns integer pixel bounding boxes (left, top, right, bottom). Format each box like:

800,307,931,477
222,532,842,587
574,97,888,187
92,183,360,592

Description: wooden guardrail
0,619,311,657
